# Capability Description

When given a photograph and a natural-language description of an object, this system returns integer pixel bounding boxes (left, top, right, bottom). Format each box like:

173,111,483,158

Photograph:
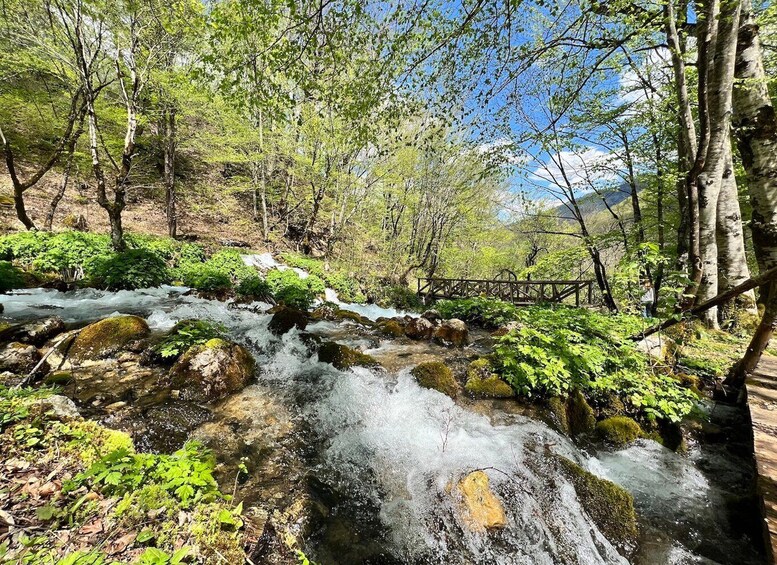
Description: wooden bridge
417,275,595,306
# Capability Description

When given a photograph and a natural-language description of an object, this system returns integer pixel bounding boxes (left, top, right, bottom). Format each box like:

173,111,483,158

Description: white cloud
531,147,620,188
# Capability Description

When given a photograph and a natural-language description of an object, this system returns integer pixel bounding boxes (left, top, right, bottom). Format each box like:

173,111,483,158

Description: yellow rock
457,470,507,532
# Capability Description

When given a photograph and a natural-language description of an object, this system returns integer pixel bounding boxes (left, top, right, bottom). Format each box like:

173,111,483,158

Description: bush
279,252,325,277
90,249,171,290
436,297,519,328
178,263,233,292
493,306,697,422
266,268,323,310
0,261,25,292
236,275,272,300
379,284,423,310
205,249,256,282
279,252,366,303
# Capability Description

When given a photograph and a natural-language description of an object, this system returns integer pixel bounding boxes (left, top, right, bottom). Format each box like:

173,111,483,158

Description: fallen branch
16,329,81,389
631,265,777,341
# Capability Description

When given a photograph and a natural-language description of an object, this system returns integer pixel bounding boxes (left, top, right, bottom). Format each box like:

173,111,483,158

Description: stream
0,286,766,565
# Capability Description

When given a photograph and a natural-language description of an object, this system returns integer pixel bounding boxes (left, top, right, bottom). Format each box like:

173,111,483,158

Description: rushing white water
0,288,760,564
324,287,420,321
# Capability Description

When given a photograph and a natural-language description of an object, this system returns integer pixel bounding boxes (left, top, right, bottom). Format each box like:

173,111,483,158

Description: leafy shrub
236,275,272,300
266,268,323,309
66,442,219,507
436,297,519,328
279,252,325,277
280,252,366,303
0,261,25,292
493,307,697,422
205,249,256,282
178,263,233,292
153,320,226,360
90,249,171,290
325,272,365,303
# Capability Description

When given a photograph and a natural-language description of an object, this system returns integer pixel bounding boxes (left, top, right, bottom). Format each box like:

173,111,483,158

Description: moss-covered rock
169,338,255,402
594,393,626,420
566,389,596,437
268,306,309,336
69,315,149,361
455,470,507,532
464,358,514,398
334,309,373,326
596,416,644,446
43,370,74,386
547,396,569,434
557,457,638,556
311,303,339,321
318,341,381,370
411,361,459,398
377,319,405,337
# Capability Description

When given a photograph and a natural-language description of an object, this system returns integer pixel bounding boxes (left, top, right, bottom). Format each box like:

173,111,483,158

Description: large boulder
421,309,442,324
29,395,80,421
557,457,638,556
169,338,255,402
455,471,507,532
433,318,469,347
0,342,42,374
334,309,373,326
318,342,381,370
411,361,459,398
404,317,434,340
268,307,309,336
0,316,66,346
69,315,149,361
464,358,514,398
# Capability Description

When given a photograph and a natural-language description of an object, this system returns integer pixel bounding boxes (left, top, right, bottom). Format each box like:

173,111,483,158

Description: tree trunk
163,107,177,238
696,0,741,327
44,158,73,231
729,0,777,383
716,143,757,318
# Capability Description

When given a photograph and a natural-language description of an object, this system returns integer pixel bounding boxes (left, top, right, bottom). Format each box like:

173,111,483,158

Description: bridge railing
417,277,595,306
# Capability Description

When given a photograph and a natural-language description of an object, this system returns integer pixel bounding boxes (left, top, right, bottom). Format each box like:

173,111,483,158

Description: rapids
0,287,765,564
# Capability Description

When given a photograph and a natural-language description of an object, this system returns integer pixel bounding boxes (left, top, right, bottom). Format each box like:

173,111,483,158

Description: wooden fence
417,277,595,306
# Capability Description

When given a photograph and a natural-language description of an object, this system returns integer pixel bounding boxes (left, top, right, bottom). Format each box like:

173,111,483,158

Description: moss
674,372,702,395
557,456,638,556
547,397,569,434
69,315,149,361
318,341,381,370
464,359,514,398
334,309,373,326
594,393,626,420
377,319,404,337
411,361,459,398
596,416,644,446
566,389,596,438
43,371,74,386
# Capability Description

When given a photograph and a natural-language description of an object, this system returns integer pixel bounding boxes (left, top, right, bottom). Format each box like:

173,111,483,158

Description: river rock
318,342,381,370
596,416,644,446
411,361,459,398
491,321,521,337
0,342,42,374
456,470,507,532
421,309,442,324
268,307,309,336
311,303,339,321
404,317,434,340
635,334,671,361
433,318,469,347
69,315,149,361
464,358,513,398
0,316,66,346
29,395,80,421
334,309,373,326
376,319,405,337
169,338,255,402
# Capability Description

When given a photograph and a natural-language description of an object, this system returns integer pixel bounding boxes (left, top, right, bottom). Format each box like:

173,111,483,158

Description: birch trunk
729,0,777,383
716,143,757,318
696,0,741,327
163,107,177,238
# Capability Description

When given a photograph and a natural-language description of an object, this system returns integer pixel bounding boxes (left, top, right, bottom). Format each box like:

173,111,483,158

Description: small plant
266,269,323,310
153,320,226,360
